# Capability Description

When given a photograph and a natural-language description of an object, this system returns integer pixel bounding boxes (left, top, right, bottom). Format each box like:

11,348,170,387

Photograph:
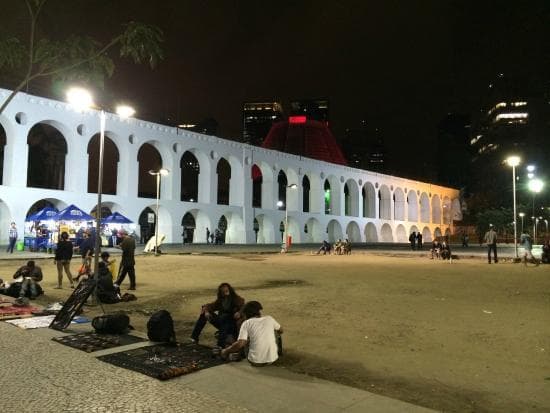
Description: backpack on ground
147,310,176,343
92,313,130,334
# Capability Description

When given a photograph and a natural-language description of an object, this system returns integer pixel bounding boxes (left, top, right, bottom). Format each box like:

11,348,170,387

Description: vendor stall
52,204,95,249
24,207,58,252
101,212,134,246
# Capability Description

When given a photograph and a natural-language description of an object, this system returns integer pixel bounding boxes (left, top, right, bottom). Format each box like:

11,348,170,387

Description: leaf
119,22,164,68
0,37,27,71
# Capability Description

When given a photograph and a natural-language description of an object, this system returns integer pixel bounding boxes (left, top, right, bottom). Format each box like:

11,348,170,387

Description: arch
27,122,67,189
434,227,442,240
138,204,172,243
307,172,323,213
138,207,155,243
183,209,212,243
254,161,275,209
326,219,343,242
378,185,391,220
216,212,244,243
362,182,376,218
87,134,119,195
442,196,452,226
393,188,405,221
137,143,163,198
302,175,310,212
252,164,262,208
344,179,359,217
0,123,5,185
90,205,112,219
254,213,276,244
380,223,393,242
451,198,462,222
407,190,418,222
25,198,67,218
444,227,452,238
422,226,432,243
277,170,287,210
304,217,324,243
180,151,200,202
395,224,407,242
345,221,362,242
409,225,419,234
286,216,301,243
0,199,13,243
420,192,430,223
324,175,341,215
216,158,231,205
181,212,196,243
364,222,378,242
432,195,442,225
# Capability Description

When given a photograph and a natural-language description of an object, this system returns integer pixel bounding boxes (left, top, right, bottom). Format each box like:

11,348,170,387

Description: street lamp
148,168,170,255
528,178,543,244
505,155,520,258
66,87,135,280
518,212,525,234
277,184,298,251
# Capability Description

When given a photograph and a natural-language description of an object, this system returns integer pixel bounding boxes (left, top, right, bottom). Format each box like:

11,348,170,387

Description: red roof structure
261,119,347,166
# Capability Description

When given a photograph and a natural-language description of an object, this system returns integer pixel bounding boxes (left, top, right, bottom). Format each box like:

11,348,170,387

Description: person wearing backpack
190,283,244,347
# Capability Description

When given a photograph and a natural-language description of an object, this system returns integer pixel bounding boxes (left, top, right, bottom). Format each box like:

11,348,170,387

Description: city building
242,101,284,146
341,120,386,172
289,98,329,123
0,89,461,245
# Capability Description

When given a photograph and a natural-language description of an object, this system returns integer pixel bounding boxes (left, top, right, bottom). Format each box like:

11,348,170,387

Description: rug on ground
52,331,146,352
97,342,226,380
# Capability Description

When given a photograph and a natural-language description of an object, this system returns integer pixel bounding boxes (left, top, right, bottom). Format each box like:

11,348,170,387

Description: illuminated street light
528,178,544,244
148,168,170,256
67,87,135,283
526,165,535,172
505,156,520,257
518,212,525,234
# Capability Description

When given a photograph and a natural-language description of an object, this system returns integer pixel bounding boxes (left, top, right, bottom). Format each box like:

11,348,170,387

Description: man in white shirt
221,301,282,366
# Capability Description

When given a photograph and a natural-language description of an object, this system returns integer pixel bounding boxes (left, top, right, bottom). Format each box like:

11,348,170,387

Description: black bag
92,313,130,334
147,310,176,343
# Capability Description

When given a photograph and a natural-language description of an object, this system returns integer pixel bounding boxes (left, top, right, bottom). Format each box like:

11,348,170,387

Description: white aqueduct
0,89,461,245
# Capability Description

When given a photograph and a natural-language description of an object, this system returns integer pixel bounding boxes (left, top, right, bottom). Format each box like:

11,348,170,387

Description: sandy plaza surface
1,250,549,412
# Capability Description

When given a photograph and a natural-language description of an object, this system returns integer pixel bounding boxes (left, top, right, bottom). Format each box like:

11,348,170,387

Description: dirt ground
4,252,549,412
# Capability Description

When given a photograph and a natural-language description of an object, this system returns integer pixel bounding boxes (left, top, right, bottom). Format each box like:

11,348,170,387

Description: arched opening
0,199,12,243
344,184,350,215
216,158,231,205
252,164,262,208
432,195,442,225
434,227,443,240
278,170,287,210
254,214,275,244
326,219,343,242
304,218,323,243
90,205,112,219
181,212,196,243
216,215,228,243
27,123,67,189
180,151,200,202
378,185,391,220
364,222,378,242
363,182,376,218
344,179,359,217
137,143,162,198
302,175,310,212
380,223,393,242
407,191,418,222
422,226,432,243
395,224,407,242
87,134,119,195
393,188,405,221
442,196,452,227
324,180,331,214
420,193,430,223
0,124,5,185
138,207,155,244
346,221,362,242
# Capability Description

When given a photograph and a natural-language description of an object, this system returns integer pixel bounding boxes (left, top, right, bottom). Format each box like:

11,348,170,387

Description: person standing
484,225,498,264
520,230,538,266
416,232,423,250
408,232,416,250
206,227,210,244
115,230,136,290
54,231,75,289
6,222,17,253
79,231,94,268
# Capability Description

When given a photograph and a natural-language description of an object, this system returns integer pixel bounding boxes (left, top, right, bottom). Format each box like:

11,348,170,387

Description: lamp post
148,168,170,256
66,87,135,280
277,183,298,251
505,156,520,258
518,212,525,234
528,178,543,244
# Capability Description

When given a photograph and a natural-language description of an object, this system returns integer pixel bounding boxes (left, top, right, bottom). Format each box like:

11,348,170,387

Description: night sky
2,0,550,181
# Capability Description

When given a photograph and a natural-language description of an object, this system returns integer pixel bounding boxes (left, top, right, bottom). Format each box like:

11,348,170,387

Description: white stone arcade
0,89,461,245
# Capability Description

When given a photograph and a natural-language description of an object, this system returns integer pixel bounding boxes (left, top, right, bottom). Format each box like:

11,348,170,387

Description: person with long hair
54,231,74,289
190,282,245,347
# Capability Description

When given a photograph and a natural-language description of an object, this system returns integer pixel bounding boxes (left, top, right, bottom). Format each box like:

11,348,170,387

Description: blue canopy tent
24,206,59,251
53,204,95,222
101,212,133,224
26,206,59,221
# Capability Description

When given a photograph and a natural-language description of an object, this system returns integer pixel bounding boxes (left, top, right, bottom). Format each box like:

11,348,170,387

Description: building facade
0,89,461,245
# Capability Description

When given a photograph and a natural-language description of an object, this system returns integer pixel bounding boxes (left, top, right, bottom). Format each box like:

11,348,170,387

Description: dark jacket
80,237,94,258
13,265,43,282
55,240,74,261
120,236,136,267
205,294,245,315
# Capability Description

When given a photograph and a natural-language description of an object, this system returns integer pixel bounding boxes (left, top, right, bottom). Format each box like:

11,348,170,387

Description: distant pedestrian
115,230,136,290
409,232,416,250
206,227,210,244
182,227,187,244
54,231,75,289
210,232,215,244
520,230,538,266
484,225,498,264
416,232,423,249
461,231,469,248
6,222,17,253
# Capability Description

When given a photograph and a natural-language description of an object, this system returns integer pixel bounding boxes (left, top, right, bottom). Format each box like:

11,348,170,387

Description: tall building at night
341,120,386,172
289,98,329,123
242,101,284,146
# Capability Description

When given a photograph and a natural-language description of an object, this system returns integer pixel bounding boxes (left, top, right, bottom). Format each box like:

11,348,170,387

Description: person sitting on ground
101,251,117,280
190,282,245,347
316,240,331,255
542,239,550,264
13,260,43,299
440,241,452,260
97,262,121,304
343,238,352,255
221,300,282,366
430,239,441,259
334,239,343,255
